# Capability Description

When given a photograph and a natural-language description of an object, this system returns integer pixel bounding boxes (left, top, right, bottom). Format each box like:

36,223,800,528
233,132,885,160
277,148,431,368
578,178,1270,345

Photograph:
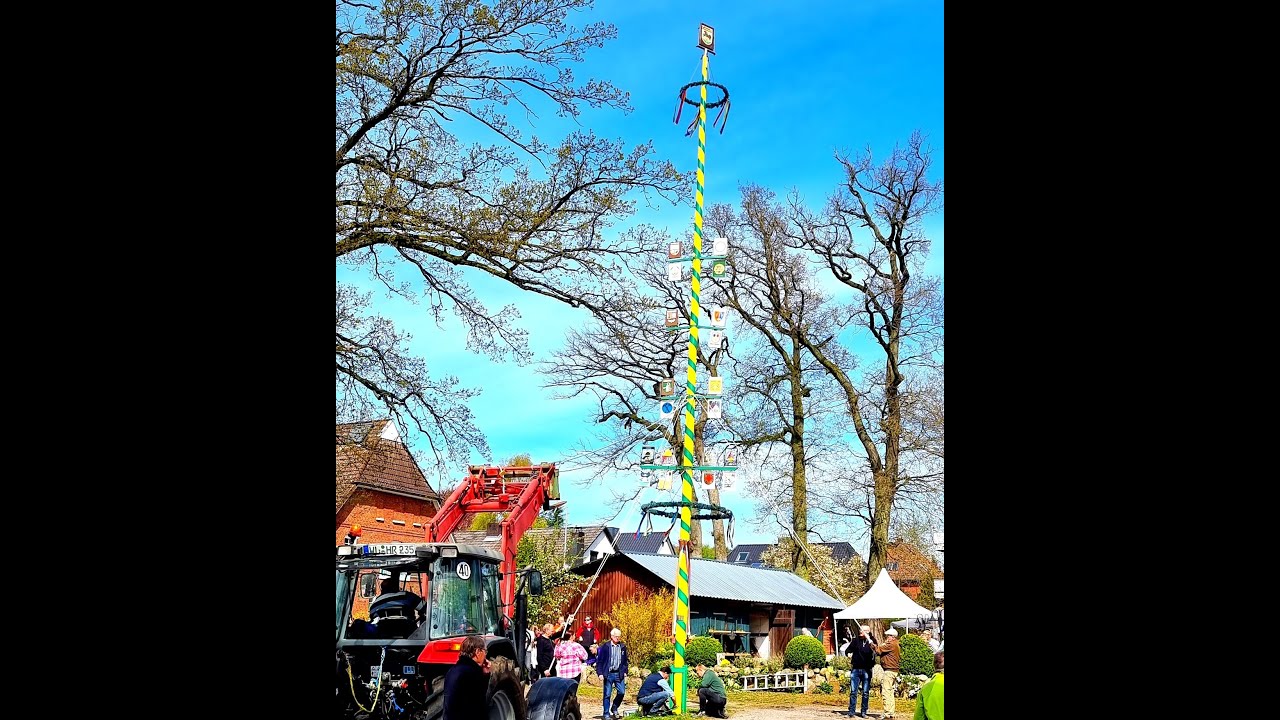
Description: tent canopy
833,568,935,620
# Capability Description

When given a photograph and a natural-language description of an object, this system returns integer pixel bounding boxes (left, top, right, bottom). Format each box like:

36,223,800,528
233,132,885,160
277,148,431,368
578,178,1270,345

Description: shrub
816,680,834,694
764,657,784,673
649,640,675,671
830,655,851,672
600,589,675,675
784,635,826,669
898,635,934,677
686,635,723,667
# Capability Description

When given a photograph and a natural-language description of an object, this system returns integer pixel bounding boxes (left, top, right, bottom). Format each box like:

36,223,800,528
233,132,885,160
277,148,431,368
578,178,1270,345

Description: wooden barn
567,551,844,659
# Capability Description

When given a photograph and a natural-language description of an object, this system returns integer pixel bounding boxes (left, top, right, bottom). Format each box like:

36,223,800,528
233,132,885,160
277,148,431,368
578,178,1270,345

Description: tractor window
478,561,501,635
342,568,428,640
429,558,500,638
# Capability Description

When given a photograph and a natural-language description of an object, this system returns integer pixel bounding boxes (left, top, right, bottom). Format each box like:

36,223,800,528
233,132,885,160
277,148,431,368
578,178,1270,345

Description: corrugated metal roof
623,552,844,609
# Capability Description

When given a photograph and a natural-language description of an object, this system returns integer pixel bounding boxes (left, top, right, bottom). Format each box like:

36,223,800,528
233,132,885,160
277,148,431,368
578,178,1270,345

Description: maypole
638,24,735,714
670,23,731,713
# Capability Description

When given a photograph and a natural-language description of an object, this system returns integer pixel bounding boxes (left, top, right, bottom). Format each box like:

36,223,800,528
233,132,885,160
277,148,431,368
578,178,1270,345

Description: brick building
336,419,442,547
884,539,944,600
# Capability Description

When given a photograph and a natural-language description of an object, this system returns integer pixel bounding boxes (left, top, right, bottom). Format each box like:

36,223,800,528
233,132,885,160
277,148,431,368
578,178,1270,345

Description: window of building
887,562,899,571
735,552,749,563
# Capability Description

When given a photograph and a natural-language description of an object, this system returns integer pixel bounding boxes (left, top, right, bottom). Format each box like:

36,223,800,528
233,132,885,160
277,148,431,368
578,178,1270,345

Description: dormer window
735,552,749,563
887,561,899,571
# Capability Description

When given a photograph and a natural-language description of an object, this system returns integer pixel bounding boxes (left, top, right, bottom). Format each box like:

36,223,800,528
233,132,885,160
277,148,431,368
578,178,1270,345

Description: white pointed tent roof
834,568,935,620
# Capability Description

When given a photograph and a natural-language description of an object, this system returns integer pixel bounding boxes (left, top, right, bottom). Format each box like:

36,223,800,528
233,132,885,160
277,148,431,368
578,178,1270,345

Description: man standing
442,635,488,720
577,616,598,651
875,627,902,719
534,624,555,683
693,661,728,718
845,624,875,718
596,627,629,719
577,615,599,684
637,664,675,715
912,652,943,720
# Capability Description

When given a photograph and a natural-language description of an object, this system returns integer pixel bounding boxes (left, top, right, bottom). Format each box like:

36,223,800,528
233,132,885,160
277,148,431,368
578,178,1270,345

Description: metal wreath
672,81,731,135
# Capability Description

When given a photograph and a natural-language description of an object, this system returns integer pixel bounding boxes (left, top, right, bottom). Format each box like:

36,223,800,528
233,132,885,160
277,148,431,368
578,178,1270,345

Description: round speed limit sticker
456,561,471,580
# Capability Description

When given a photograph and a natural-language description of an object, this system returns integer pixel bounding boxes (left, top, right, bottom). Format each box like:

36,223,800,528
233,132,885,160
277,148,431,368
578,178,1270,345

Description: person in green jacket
913,652,943,720
694,661,728,718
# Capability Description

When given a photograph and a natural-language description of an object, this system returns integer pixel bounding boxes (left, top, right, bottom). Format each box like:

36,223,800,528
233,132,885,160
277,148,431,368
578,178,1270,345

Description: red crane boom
426,463,562,611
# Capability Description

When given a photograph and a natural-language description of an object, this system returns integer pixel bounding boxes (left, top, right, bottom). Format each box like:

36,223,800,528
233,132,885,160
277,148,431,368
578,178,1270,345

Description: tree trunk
789,340,808,579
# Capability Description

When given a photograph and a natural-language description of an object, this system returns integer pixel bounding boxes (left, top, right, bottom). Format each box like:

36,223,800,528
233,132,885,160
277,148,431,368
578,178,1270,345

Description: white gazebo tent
834,568,936,641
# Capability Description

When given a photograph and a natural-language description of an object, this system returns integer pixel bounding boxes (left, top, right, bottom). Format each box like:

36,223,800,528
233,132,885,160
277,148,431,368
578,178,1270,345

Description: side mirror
528,569,544,596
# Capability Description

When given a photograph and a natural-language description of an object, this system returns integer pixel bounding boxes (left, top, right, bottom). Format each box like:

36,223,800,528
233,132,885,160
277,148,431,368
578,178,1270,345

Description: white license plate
365,544,416,555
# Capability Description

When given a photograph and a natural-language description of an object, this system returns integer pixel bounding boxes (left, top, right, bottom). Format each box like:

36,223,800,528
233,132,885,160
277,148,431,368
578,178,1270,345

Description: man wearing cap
875,627,902,719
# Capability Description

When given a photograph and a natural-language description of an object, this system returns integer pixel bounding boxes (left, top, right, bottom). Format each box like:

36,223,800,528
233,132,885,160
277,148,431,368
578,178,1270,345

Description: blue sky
337,0,943,553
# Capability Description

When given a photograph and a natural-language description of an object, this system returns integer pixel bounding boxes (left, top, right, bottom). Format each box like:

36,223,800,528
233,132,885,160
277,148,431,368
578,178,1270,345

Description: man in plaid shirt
554,636,589,685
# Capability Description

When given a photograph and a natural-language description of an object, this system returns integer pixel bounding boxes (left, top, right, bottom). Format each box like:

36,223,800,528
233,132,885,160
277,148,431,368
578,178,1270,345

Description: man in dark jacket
845,624,876,718
534,624,555,682
443,635,488,720
596,627,629,719
637,664,674,715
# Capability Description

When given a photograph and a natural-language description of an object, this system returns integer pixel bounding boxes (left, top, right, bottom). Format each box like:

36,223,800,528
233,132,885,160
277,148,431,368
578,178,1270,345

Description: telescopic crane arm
425,463,562,609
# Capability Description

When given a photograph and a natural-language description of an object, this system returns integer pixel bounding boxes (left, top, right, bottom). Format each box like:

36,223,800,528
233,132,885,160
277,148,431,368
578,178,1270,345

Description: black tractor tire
416,676,445,720
487,657,529,720
525,677,581,720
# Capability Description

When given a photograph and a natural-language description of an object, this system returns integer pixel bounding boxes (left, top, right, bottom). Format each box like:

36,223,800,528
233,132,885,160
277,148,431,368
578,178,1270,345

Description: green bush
816,680,834,694
783,635,826,669
649,640,675,671
898,634,934,677
764,657,784,673
831,655,851,671
686,635,723,667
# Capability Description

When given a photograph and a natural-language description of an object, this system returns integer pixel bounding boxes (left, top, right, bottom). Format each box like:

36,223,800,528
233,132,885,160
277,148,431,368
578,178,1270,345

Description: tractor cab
336,542,504,645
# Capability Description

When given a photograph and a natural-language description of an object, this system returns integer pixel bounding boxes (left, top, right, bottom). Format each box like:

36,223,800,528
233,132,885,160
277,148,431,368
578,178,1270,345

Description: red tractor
336,464,580,720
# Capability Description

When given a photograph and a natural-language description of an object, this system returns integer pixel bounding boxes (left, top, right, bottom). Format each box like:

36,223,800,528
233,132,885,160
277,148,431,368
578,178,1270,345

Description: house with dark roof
336,419,441,547
727,541,861,567
451,525,620,567
567,552,844,660
614,531,675,556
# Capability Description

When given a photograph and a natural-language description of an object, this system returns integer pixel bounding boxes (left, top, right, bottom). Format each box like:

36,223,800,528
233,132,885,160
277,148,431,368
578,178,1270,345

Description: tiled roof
335,419,440,512
614,531,672,555
886,540,944,582
616,553,844,609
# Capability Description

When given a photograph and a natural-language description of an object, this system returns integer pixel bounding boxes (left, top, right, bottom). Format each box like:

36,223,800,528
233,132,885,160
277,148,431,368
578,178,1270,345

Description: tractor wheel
487,657,528,720
416,676,445,720
525,677,581,720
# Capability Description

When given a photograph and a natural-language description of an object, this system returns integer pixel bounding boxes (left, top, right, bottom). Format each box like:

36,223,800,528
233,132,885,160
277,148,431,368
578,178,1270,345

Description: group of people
844,624,944,720
530,616,729,719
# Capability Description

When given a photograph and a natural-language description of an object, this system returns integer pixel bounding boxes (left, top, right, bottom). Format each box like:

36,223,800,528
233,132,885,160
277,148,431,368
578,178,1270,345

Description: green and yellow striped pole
672,47,710,715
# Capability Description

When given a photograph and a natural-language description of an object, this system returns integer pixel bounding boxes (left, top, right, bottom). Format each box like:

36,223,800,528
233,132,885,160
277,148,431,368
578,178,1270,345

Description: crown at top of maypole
673,24,731,135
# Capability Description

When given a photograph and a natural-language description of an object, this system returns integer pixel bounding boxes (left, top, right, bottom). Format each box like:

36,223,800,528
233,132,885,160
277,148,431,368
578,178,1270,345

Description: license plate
403,666,416,674
364,544,416,556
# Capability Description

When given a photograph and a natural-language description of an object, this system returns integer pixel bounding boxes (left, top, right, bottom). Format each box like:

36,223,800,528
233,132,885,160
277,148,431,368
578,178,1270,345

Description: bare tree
705,185,845,578
786,131,944,587
336,0,684,463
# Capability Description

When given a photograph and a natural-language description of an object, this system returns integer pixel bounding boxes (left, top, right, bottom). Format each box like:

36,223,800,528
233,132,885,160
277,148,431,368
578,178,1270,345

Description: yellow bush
600,589,675,668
